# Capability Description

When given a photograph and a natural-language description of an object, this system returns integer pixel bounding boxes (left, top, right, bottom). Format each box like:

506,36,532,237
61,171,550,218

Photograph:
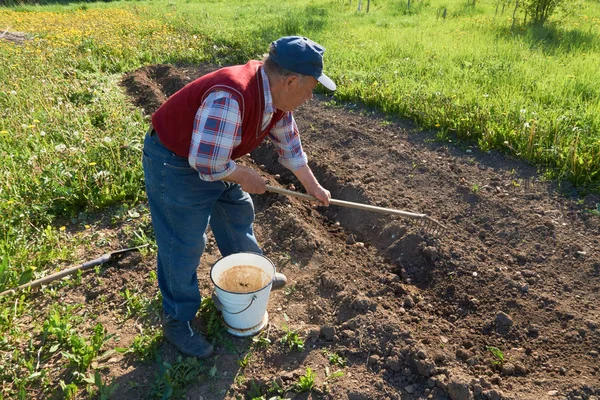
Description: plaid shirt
188,67,308,181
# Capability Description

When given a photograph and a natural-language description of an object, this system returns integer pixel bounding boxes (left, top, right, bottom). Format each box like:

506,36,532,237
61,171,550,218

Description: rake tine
417,216,447,236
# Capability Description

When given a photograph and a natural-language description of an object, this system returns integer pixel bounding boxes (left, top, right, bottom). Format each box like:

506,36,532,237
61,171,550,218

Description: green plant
252,333,271,349
83,371,120,400
323,350,346,367
62,323,111,372
294,367,315,393
486,345,505,366
280,324,304,352
238,352,252,369
59,380,78,399
151,355,205,399
199,297,233,350
116,328,163,362
471,183,481,194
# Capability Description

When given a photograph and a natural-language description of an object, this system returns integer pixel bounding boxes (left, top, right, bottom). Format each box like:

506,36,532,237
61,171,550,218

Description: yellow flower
0,130,7,134
88,162,97,166
60,226,66,231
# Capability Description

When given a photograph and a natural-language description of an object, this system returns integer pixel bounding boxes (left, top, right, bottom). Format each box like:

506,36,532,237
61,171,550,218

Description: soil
90,64,600,400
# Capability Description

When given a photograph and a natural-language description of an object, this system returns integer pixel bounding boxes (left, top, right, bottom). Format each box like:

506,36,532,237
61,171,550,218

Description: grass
0,0,598,397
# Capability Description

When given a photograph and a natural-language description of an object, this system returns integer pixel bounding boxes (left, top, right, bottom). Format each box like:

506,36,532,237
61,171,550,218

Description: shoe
271,272,287,291
162,313,214,358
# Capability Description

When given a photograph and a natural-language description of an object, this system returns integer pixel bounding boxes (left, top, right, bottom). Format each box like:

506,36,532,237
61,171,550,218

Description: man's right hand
223,166,266,194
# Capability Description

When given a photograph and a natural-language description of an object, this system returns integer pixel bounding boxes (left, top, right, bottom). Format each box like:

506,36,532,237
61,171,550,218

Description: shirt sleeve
267,111,308,171
188,91,242,181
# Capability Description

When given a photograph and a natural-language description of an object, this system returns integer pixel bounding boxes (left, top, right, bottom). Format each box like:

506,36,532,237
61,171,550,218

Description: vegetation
0,0,598,397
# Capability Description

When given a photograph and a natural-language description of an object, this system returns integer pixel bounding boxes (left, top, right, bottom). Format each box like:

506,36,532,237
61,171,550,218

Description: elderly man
142,36,335,357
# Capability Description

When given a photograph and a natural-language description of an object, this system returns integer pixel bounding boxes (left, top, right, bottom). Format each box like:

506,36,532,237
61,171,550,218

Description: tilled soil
115,64,600,400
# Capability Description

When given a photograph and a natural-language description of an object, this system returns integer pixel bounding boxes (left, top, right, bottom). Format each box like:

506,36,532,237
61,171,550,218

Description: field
0,0,599,399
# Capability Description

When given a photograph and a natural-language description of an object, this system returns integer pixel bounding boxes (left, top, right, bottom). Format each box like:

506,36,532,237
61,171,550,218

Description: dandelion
40,131,46,136
0,130,8,135
60,226,66,231
88,162,97,166
520,109,526,114
10,90,17,95
483,94,489,98
55,144,67,152
103,136,112,143
524,122,530,128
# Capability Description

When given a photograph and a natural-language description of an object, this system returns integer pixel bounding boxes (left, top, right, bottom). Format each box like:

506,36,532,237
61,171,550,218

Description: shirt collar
260,66,275,114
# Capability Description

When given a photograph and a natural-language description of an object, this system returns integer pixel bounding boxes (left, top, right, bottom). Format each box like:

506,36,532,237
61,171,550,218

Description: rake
0,244,149,298
265,185,446,236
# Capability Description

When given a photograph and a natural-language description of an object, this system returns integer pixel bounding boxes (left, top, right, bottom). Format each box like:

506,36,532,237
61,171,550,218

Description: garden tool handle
0,244,149,298
265,185,428,220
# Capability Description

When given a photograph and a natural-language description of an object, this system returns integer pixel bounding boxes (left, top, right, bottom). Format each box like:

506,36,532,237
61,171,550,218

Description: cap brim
317,74,336,91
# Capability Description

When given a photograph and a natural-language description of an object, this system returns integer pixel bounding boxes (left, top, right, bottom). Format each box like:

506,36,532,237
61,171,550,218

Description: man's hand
223,166,266,194
307,184,331,206
292,164,331,206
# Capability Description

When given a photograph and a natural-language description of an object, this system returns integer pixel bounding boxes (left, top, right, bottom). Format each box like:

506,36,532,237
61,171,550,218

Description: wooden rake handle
0,244,149,298
265,185,428,221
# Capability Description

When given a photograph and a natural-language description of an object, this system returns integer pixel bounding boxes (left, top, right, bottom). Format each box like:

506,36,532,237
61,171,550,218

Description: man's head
263,36,335,112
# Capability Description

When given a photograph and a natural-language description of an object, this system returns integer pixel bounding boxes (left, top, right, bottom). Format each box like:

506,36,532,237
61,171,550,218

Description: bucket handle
215,293,257,315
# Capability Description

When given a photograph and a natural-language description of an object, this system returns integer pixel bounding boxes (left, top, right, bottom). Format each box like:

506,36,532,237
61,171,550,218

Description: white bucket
210,252,275,337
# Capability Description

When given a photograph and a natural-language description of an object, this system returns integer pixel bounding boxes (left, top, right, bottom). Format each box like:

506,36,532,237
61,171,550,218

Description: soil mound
119,63,600,400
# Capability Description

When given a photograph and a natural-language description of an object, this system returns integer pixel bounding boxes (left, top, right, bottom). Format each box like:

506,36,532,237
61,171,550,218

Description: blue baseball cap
269,36,336,91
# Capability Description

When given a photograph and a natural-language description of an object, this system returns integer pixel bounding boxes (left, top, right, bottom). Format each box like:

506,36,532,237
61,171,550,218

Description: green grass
0,0,599,397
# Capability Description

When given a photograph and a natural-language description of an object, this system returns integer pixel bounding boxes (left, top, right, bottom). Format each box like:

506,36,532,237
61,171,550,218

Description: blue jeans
142,131,261,321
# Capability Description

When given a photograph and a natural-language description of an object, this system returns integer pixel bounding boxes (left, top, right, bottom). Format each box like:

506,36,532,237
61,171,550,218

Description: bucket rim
210,252,276,295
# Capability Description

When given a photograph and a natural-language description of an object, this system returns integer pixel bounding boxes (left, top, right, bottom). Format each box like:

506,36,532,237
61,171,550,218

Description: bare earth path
109,64,600,400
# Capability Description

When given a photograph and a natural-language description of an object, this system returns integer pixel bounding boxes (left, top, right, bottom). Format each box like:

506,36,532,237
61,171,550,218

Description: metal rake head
416,216,447,236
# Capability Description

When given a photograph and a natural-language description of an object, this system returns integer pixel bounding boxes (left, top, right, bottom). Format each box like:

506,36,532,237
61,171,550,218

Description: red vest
151,61,286,159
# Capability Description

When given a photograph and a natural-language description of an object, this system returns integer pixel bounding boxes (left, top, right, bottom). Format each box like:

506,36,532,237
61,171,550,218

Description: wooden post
366,0,370,13
358,0,362,12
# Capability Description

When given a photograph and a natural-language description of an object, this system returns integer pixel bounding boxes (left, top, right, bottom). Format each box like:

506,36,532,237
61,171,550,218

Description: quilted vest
151,60,286,159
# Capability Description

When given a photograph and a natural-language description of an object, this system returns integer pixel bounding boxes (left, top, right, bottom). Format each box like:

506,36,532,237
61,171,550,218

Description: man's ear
284,74,299,90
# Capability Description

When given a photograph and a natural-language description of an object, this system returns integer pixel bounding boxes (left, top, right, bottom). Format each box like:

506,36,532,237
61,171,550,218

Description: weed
199,297,234,350
471,183,481,194
251,333,271,349
246,380,263,399
486,345,505,366
283,284,297,296
151,355,205,399
59,380,78,399
294,367,315,393
323,349,346,367
280,324,304,352
62,323,112,373
83,371,119,400
267,379,285,397
238,352,252,369
116,328,163,362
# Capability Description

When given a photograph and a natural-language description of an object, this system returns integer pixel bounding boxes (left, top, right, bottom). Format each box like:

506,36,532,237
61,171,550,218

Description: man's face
276,75,318,112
